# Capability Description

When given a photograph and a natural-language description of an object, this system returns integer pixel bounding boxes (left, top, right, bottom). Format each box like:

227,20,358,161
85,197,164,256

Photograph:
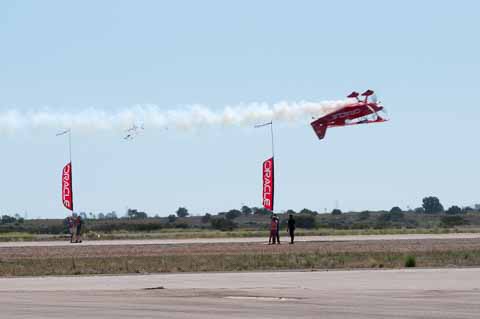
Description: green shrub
331,209,342,215
405,255,416,268
440,216,467,228
446,206,462,215
378,211,405,223
358,211,371,221
295,214,317,229
210,218,238,231
201,213,212,223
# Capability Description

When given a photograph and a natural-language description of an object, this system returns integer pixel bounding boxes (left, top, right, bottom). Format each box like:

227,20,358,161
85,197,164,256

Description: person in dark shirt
287,214,296,244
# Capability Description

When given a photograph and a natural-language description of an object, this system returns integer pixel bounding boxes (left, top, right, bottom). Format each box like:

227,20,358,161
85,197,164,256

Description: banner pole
270,122,274,212
57,128,73,213
68,129,72,164
255,121,275,213
270,121,275,159
69,130,73,212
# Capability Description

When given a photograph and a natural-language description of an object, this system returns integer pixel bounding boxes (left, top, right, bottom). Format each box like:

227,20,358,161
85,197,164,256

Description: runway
1,268,480,318
2,232,480,247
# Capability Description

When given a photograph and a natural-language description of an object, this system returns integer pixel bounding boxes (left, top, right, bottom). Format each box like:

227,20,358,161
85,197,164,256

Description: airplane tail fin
361,89,374,97
347,91,360,99
311,120,327,140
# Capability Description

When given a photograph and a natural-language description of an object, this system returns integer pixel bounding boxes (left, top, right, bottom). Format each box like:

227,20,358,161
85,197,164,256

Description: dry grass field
2,238,480,276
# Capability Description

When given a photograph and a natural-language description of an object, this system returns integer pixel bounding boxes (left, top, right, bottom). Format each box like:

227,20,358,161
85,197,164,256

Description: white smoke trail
0,99,350,134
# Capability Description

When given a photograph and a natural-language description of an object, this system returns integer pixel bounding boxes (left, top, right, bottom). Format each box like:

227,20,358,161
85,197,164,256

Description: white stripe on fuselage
329,108,362,121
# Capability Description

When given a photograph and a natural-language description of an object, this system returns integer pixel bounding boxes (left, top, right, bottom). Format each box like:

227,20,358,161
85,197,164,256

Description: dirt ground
2,238,480,260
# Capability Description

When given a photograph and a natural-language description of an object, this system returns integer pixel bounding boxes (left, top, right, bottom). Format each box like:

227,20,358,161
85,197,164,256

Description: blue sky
1,1,479,218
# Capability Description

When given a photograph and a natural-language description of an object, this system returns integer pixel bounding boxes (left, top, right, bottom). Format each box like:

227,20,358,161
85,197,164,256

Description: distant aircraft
123,124,144,140
311,90,388,140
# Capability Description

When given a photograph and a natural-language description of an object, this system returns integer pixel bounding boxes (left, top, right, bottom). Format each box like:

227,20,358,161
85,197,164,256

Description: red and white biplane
311,90,387,140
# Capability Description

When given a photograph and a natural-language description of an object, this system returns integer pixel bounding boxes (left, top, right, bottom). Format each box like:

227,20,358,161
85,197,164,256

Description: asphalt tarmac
1,268,480,318
2,232,480,247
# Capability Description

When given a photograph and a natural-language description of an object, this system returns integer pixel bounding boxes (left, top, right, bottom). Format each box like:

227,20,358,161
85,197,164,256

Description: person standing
65,216,74,243
274,214,280,244
269,214,277,244
75,215,83,243
70,215,77,243
287,214,296,244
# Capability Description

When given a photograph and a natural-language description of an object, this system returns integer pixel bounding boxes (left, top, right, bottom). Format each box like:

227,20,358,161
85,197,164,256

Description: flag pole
270,122,274,212
255,121,275,212
57,128,73,213
56,128,72,163
254,120,274,157
68,130,73,212
68,129,72,164
270,121,275,159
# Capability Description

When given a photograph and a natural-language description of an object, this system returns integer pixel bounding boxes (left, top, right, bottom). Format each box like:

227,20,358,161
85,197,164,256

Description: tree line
0,196,478,233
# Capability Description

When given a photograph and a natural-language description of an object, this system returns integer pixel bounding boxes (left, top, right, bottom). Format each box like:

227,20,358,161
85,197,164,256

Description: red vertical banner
262,157,274,211
62,162,73,211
